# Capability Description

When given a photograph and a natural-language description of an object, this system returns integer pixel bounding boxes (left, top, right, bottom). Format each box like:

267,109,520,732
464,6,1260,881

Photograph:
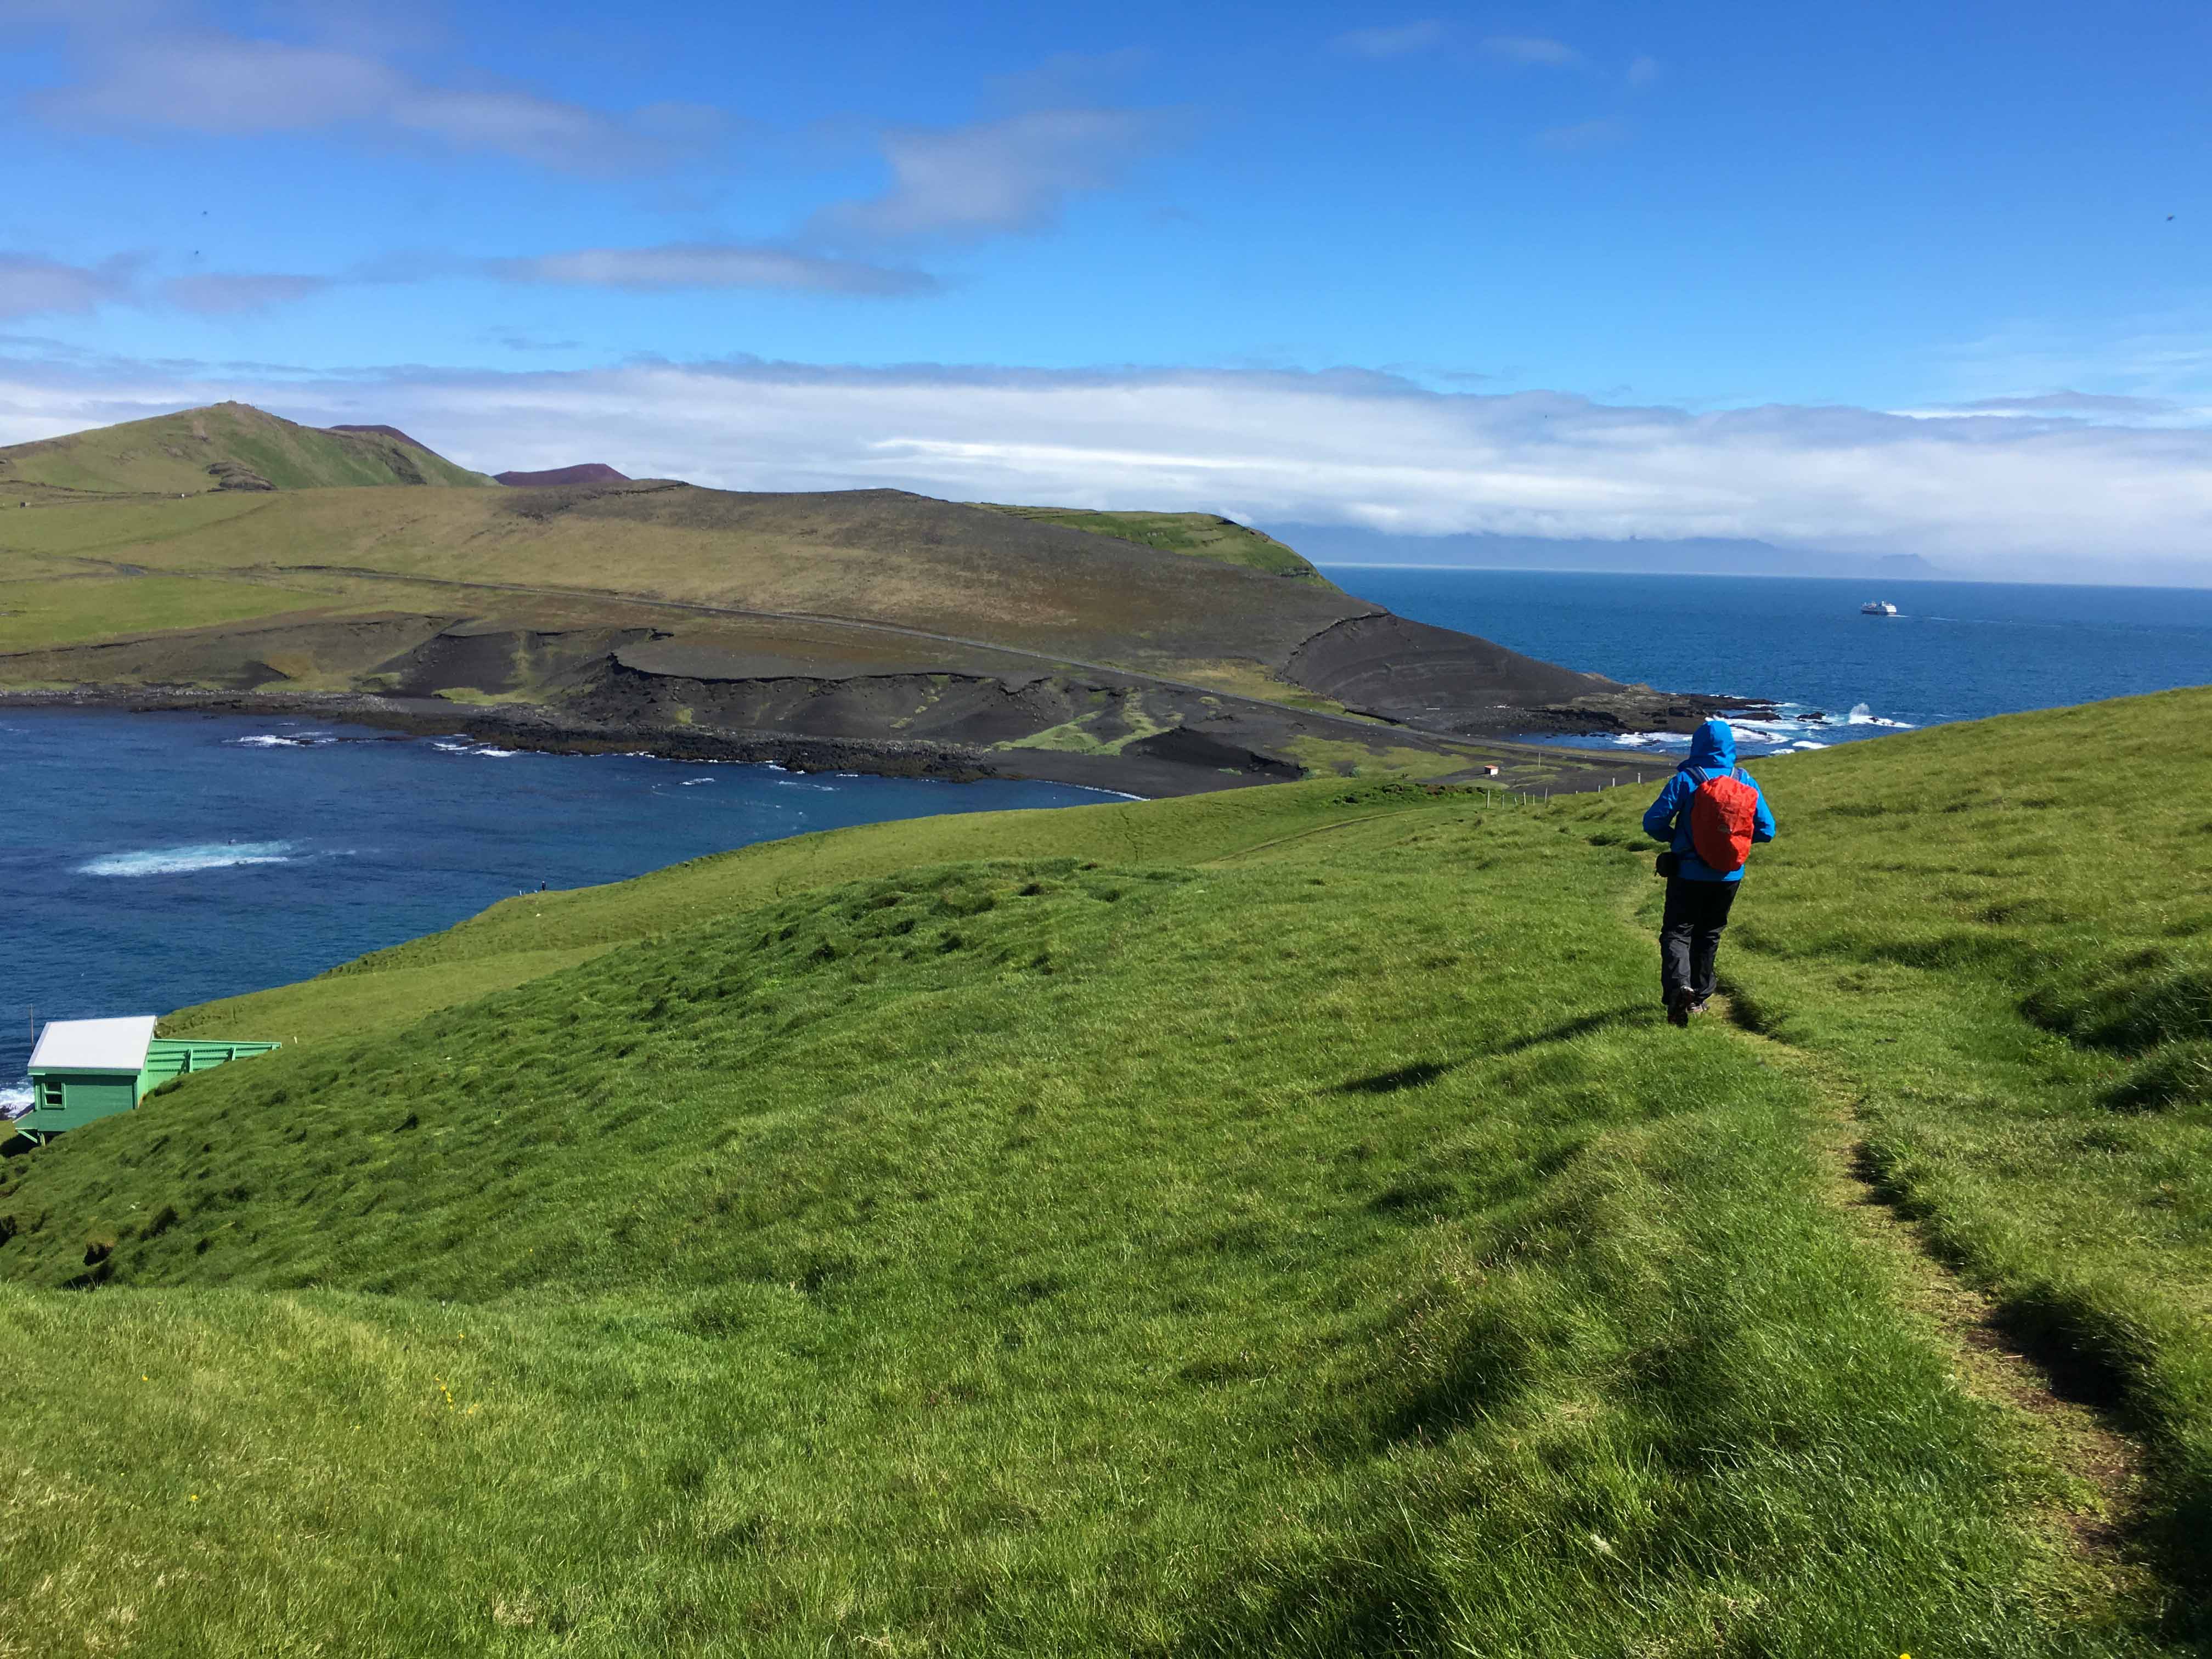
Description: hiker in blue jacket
1643,719,1776,1026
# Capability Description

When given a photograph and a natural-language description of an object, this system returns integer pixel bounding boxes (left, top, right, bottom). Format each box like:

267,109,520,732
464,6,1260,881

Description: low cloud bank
2,354,2207,582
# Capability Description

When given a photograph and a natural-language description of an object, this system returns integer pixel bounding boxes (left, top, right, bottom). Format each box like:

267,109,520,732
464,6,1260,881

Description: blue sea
0,710,1114,1110
1321,569,2212,758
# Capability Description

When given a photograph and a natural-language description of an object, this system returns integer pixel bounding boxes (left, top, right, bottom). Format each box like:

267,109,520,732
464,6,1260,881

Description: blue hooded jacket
1641,719,1776,883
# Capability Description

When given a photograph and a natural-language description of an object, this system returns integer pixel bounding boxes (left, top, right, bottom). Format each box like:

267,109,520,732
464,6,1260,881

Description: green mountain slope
3,692,2209,1654
0,400,495,498
973,503,1335,585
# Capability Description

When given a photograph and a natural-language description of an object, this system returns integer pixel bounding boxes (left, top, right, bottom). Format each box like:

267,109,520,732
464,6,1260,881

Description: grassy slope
0,575,339,652
6,693,2211,1652
1594,689,2212,1576
0,402,494,495
0,487,1357,674
971,504,1335,586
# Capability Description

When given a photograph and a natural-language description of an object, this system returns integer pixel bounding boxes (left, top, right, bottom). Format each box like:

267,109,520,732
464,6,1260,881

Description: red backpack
1688,768,1760,872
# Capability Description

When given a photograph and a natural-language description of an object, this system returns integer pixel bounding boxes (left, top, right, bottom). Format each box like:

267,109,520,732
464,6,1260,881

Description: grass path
1611,867,2158,1615
1719,995,2148,1560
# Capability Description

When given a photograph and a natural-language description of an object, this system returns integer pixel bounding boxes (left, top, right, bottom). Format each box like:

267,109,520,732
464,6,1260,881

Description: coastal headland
0,403,1765,795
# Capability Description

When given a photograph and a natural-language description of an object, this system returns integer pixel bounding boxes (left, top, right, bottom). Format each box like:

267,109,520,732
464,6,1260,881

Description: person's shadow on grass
1334,1004,1650,1094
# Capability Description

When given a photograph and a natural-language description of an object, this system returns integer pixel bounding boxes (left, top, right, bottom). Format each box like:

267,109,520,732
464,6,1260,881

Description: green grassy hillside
0,400,495,498
972,504,1335,585
3,692,2208,1654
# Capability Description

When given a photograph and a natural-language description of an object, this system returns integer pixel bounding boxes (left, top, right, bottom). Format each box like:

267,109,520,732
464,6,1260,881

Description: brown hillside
495,464,633,487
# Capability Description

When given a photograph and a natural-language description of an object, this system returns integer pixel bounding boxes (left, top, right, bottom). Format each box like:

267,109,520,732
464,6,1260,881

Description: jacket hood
1681,718,1737,772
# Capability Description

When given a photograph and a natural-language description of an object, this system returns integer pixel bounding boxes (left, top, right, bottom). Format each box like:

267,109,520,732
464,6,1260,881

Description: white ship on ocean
1860,600,1899,616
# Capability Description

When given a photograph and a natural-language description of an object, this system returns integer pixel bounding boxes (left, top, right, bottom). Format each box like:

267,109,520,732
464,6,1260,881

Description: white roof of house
29,1016,159,1073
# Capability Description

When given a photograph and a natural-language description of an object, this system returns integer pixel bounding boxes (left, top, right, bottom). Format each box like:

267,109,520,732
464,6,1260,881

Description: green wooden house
18,1017,279,1145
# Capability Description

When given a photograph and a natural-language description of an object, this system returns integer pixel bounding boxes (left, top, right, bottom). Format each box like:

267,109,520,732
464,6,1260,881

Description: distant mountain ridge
0,402,494,498
1268,523,1946,581
495,464,633,487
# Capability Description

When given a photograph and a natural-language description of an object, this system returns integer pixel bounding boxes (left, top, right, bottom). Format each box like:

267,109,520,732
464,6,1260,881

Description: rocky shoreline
0,682,1734,798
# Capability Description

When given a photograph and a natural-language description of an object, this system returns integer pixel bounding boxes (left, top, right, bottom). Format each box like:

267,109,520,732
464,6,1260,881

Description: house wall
25,1073,140,1135
22,1041,279,1141
142,1039,281,1087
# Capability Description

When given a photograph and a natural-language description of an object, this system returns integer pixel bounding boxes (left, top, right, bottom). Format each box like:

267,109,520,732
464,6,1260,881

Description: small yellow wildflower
187,1494,199,1503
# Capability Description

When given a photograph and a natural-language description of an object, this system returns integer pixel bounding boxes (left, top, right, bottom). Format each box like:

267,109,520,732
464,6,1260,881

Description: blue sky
2,0,2208,579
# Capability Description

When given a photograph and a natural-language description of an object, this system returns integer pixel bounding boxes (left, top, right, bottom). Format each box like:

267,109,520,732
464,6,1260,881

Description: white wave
1844,702,1915,728
1792,740,1827,749
231,731,337,748
678,777,716,786
431,739,520,757
0,1081,31,1121
78,840,297,877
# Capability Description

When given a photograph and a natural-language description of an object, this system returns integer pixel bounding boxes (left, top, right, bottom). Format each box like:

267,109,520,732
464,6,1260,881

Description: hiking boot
1666,990,1691,1028
1688,996,1711,1017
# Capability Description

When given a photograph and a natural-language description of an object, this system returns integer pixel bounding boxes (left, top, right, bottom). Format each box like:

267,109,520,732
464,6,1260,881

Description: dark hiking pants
1660,876,1739,1003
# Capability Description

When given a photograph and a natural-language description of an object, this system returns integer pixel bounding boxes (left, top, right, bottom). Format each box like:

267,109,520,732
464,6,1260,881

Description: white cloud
811,109,1174,241
1900,390,2187,422
0,253,139,319
486,244,935,297
162,273,334,315
2,356,2207,581
1482,36,1583,67
1331,21,1448,59
28,24,713,172
1938,313,2212,415
44,35,394,129
7,241,935,323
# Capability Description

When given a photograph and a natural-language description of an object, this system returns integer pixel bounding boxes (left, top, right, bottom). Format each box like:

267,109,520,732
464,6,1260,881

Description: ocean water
1322,569,2212,758
0,709,1116,1109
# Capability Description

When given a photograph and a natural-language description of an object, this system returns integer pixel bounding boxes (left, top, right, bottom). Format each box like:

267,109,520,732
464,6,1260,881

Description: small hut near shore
19,1017,279,1144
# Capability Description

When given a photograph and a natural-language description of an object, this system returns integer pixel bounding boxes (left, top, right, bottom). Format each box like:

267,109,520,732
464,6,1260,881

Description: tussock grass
2,703,2207,1652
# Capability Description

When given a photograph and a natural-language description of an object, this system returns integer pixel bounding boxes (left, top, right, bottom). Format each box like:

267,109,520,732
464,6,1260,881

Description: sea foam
432,740,519,758
1594,701,1914,757
77,841,298,877
0,1081,31,1121
230,731,335,748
